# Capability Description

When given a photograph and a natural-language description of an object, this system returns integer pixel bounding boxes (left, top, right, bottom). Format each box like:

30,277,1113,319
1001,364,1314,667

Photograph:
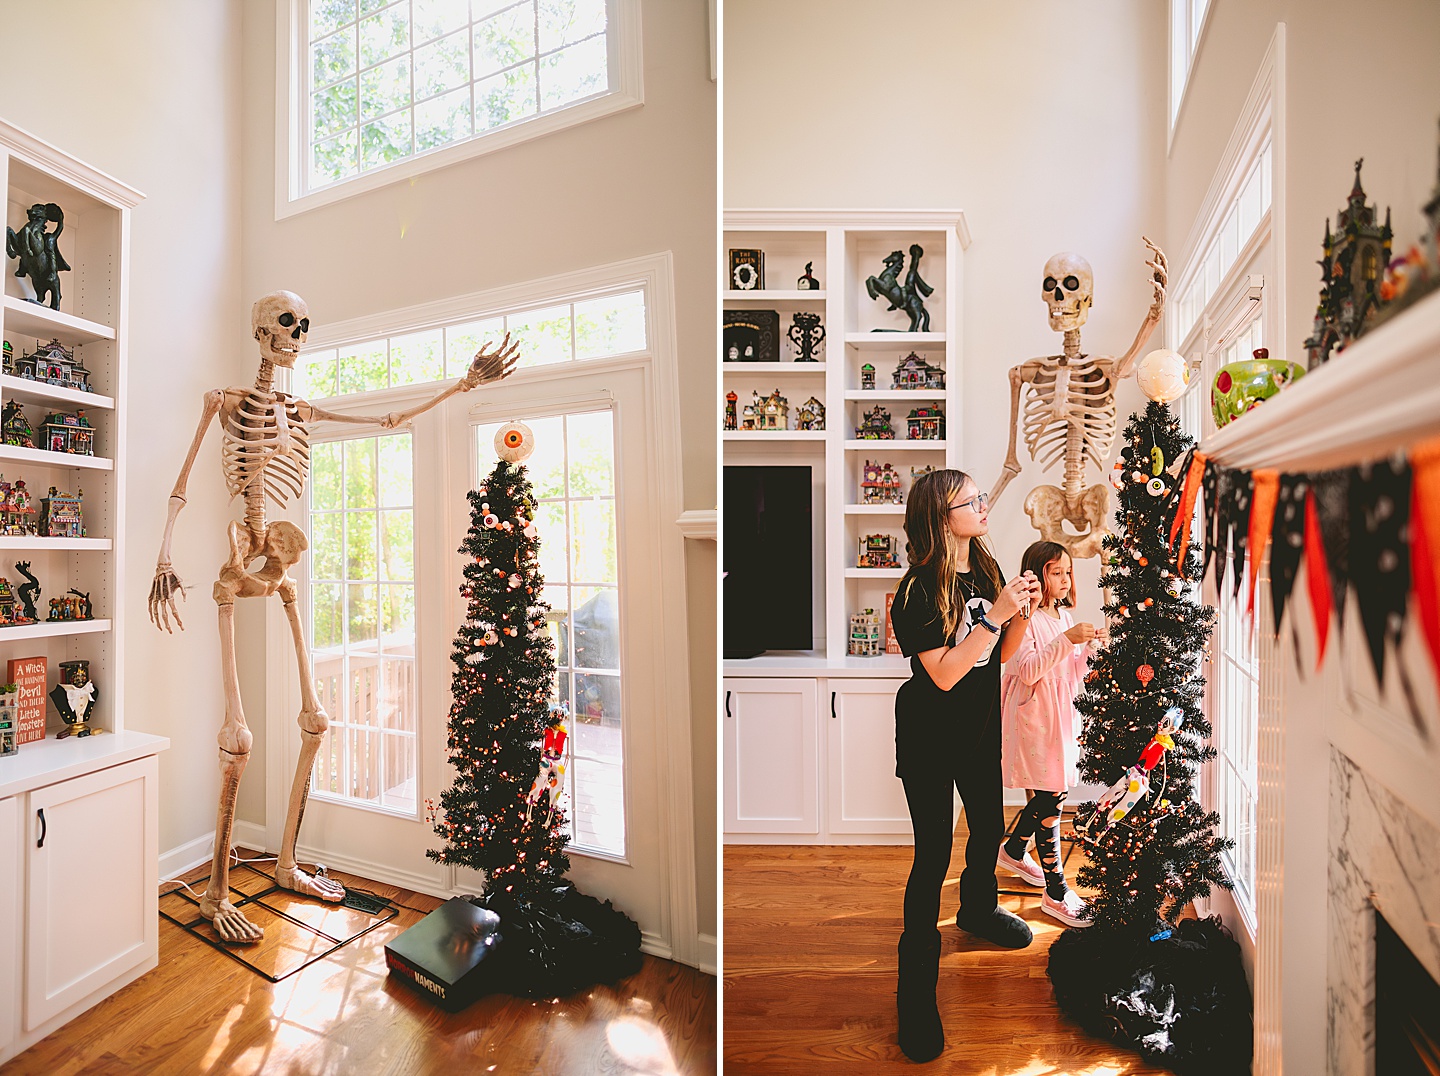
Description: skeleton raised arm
298,332,519,429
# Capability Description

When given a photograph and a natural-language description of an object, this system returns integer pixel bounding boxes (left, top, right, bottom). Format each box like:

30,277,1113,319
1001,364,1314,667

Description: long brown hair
1020,540,1073,609
899,469,1004,640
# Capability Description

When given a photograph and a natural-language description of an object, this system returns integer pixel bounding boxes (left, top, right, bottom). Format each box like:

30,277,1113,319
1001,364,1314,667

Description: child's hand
1065,622,1099,644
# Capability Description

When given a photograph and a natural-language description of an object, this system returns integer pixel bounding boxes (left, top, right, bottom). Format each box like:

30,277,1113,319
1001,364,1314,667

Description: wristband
977,614,1001,635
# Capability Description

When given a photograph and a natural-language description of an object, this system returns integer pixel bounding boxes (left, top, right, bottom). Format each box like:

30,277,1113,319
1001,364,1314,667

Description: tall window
309,432,418,814
295,288,645,398
476,411,625,858
1170,0,1212,132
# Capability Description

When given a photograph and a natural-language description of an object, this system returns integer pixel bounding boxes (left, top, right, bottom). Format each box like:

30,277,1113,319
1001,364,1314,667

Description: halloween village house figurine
146,290,518,944
5,337,93,392
861,460,903,505
1303,159,1394,367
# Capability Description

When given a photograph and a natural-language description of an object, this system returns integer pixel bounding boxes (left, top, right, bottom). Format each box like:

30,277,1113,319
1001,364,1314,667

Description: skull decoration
1042,252,1094,332
251,290,310,368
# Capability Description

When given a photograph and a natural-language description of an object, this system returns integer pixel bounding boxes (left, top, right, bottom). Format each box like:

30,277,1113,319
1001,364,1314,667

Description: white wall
725,0,1167,629
0,0,245,857
237,1,717,939
1169,3,1440,1072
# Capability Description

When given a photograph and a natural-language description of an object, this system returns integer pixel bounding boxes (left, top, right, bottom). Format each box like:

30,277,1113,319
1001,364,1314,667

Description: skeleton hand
149,560,187,633
1142,235,1168,318
460,332,520,390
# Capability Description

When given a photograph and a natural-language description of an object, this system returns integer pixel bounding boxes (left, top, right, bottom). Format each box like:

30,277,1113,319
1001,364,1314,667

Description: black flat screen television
723,465,813,657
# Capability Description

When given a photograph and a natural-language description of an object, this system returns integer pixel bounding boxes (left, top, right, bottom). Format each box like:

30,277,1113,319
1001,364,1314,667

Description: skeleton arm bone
1111,236,1168,380
150,389,225,632
301,334,520,430
990,361,1042,506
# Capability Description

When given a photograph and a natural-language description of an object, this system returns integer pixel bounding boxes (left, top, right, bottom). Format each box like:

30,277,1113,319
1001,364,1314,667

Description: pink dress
1000,608,1094,792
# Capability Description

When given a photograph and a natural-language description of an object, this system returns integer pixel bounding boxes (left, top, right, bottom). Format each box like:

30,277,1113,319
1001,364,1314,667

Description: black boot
897,929,944,1062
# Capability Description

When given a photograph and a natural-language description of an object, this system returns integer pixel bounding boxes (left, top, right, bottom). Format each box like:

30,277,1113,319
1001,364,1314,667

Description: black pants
898,710,1003,933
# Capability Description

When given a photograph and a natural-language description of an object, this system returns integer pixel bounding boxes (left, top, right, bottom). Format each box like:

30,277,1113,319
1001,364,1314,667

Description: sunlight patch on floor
605,1017,680,1075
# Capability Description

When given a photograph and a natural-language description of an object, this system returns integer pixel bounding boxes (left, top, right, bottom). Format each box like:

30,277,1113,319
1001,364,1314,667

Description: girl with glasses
998,541,1107,928
887,469,1040,1062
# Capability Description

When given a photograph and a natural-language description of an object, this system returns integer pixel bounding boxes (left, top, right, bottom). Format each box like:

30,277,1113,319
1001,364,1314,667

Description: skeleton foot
199,895,264,944
275,862,346,902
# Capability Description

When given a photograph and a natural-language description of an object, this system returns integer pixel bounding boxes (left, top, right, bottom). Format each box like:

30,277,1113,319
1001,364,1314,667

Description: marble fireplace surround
1327,747,1440,1074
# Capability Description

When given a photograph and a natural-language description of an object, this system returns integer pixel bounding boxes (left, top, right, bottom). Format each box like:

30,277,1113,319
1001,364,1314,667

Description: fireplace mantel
1191,287,1440,1076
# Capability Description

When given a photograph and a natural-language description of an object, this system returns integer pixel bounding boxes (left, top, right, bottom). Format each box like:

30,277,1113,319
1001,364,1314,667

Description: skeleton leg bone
270,524,344,903
199,596,264,944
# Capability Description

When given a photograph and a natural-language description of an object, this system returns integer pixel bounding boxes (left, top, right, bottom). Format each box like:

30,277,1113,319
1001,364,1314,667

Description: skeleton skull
1042,253,1094,332
251,290,310,368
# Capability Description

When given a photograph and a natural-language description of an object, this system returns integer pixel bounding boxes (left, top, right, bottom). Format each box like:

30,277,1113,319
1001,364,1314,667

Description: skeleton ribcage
1021,357,1118,473
221,391,310,506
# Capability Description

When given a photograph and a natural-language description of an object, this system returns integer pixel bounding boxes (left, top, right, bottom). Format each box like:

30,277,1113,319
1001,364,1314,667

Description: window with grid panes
309,432,419,813
306,0,618,194
301,286,642,849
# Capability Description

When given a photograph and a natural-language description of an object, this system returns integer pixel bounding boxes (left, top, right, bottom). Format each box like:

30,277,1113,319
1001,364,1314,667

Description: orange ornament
1136,664,1155,687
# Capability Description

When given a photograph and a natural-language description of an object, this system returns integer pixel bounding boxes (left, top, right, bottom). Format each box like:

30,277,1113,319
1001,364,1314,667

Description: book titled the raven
383,898,504,1011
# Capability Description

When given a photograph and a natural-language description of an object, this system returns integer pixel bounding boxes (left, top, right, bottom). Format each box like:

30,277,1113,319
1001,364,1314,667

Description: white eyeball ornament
495,421,535,463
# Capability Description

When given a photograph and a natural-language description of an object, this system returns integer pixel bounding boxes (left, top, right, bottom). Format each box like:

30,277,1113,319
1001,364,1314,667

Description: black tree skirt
472,882,643,998
1048,916,1253,1075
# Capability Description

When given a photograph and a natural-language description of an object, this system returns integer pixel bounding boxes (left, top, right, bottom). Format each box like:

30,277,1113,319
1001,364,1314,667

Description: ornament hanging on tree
495,420,535,463
525,712,569,826
1135,663,1155,687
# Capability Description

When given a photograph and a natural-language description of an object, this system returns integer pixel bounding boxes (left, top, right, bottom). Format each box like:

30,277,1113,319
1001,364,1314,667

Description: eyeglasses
949,492,988,514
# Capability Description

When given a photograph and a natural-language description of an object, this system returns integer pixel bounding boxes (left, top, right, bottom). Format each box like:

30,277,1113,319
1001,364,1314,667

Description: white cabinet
25,755,157,1030
723,672,913,843
826,680,910,835
0,795,17,1054
0,734,166,1066
723,678,819,835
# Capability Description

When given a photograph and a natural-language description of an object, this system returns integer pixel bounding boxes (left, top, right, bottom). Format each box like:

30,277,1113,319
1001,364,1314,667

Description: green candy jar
1211,348,1305,429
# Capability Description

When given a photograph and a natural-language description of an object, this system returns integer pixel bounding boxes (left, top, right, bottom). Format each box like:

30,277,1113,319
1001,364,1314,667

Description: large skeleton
989,240,1168,559
149,291,518,943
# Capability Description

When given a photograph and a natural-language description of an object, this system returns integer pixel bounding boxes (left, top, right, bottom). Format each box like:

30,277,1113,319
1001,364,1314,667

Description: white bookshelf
723,210,968,663
0,118,141,738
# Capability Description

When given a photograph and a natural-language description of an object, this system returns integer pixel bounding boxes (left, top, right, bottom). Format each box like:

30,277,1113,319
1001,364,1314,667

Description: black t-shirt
889,567,1005,777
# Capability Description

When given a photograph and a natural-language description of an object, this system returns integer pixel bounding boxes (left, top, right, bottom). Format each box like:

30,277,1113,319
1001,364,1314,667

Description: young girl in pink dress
998,541,1106,927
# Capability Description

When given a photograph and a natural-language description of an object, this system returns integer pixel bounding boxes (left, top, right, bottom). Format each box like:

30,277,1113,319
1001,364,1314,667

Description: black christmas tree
426,453,570,890
1048,395,1252,1075
426,423,641,999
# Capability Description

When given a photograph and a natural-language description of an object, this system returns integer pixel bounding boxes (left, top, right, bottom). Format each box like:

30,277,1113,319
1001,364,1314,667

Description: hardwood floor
723,809,1176,1074
3,855,716,1075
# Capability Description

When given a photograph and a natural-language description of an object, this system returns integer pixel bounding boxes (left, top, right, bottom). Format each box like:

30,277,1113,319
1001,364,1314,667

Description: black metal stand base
159,861,398,984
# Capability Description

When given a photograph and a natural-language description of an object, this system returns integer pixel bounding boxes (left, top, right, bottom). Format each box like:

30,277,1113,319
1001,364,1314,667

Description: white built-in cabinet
723,672,914,843
722,210,969,843
0,119,167,1068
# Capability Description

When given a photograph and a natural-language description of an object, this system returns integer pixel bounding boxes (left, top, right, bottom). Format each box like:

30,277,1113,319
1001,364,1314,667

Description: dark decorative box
384,897,504,1012
723,309,779,363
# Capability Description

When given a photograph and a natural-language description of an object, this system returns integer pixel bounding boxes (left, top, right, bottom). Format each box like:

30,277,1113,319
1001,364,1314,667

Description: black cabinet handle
36,808,46,849
831,691,837,719
724,690,732,719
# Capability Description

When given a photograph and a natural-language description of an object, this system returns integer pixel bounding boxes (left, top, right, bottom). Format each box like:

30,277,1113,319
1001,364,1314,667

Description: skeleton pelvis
214,520,308,602
1021,483,1111,560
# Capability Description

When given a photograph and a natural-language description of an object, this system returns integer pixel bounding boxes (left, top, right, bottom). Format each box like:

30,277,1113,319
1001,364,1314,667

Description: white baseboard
158,821,300,885
158,832,216,884
294,841,450,899
697,932,717,976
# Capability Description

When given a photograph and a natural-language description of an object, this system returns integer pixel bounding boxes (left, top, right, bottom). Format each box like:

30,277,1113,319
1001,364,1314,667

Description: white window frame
1169,0,1213,148
1171,28,1287,952
274,0,645,219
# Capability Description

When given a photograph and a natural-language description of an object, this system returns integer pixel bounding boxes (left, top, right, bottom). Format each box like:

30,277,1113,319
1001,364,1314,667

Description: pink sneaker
996,842,1044,887
1041,890,1094,928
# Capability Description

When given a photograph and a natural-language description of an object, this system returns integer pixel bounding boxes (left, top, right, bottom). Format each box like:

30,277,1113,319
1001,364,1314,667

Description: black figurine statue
865,243,933,332
6,203,70,310
13,561,39,622
797,261,820,290
787,311,825,362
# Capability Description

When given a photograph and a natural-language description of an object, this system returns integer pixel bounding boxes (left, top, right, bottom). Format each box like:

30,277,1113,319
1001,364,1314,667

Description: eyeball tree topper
146,289,519,944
